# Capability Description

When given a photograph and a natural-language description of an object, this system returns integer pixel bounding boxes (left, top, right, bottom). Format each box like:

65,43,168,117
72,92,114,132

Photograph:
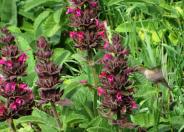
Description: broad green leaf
52,48,71,66
42,14,61,37
16,36,36,86
23,0,61,12
54,8,63,24
16,116,45,124
131,113,154,127
0,0,17,25
116,19,159,33
34,10,51,32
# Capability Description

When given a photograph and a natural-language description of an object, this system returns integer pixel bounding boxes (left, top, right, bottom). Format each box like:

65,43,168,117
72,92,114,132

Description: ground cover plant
0,0,184,132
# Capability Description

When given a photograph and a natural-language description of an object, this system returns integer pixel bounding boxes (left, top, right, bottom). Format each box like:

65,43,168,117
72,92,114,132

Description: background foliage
0,0,184,131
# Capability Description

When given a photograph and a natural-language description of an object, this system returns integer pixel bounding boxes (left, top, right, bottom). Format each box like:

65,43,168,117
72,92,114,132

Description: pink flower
99,71,107,78
5,60,13,68
75,8,82,17
97,31,105,38
80,80,88,84
97,87,106,96
66,7,74,14
15,98,24,105
103,53,113,61
18,53,27,64
19,83,28,90
0,59,5,65
5,82,16,92
95,19,99,27
103,41,109,49
107,74,114,83
116,92,122,102
69,31,77,39
10,102,17,110
90,2,97,7
77,31,84,41
131,101,137,109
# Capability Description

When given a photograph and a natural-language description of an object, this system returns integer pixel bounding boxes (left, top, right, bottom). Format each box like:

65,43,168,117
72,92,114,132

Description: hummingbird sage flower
35,36,64,104
98,35,137,128
67,0,107,52
35,36,64,129
0,28,34,122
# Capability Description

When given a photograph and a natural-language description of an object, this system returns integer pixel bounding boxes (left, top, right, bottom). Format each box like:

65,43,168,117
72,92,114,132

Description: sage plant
67,0,108,115
0,28,34,132
35,36,63,129
98,35,137,128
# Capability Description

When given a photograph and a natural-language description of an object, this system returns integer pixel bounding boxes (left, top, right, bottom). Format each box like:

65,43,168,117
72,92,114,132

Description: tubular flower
0,28,34,121
67,0,107,51
35,36,64,103
98,35,137,128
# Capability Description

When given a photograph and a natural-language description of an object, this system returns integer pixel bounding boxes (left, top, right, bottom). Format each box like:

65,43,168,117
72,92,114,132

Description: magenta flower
116,92,122,102
75,8,82,17
97,31,105,38
18,53,27,64
67,0,106,50
5,82,16,92
98,35,136,128
0,59,5,65
97,87,106,96
99,71,107,79
90,2,97,7
103,41,109,49
10,103,17,110
66,7,74,14
77,31,84,41
15,98,24,105
0,28,34,122
107,75,115,83
69,31,77,39
95,19,99,27
103,53,113,61
19,83,28,90
131,101,137,109
5,60,13,68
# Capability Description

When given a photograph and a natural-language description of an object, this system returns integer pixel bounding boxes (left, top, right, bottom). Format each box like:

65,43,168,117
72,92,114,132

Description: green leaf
0,0,17,25
53,8,63,24
116,19,159,33
34,10,51,32
42,14,61,37
23,0,61,12
131,113,154,127
52,48,71,66
16,116,45,124
16,36,36,86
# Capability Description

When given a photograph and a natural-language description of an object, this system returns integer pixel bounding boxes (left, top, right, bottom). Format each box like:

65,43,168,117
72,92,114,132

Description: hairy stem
8,118,16,132
50,101,62,131
87,50,98,116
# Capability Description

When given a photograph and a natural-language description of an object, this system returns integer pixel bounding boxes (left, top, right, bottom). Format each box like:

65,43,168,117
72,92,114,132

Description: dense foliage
0,0,183,132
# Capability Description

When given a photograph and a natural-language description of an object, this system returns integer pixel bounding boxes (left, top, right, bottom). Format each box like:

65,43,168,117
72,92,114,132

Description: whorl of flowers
67,0,107,51
98,35,137,128
35,37,63,103
0,28,34,121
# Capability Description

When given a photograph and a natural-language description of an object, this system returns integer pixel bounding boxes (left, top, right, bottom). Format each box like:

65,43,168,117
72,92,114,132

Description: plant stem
87,50,98,116
8,118,16,132
50,101,62,131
